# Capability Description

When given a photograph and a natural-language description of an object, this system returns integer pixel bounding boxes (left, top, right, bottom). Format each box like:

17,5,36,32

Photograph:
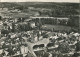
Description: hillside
0,2,79,17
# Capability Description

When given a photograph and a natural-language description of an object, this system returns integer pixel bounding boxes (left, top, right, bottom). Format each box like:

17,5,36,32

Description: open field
42,24,71,32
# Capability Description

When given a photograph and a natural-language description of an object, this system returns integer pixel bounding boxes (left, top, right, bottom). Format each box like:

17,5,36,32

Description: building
31,17,69,25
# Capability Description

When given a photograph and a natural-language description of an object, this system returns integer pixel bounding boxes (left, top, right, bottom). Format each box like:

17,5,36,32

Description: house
3,8,8,11
30,22,36,28
0,21,3,25
28,7,35,10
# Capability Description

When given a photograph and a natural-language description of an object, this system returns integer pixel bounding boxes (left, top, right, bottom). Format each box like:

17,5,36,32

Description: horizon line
0,0,79,3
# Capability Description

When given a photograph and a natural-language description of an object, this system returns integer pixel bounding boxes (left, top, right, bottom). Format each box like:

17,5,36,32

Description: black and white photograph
0,0,80,57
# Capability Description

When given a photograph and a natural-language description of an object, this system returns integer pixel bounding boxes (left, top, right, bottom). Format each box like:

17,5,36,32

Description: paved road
24,38,50,57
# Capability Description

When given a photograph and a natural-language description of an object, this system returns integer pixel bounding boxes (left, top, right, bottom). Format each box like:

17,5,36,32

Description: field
42,24,71,32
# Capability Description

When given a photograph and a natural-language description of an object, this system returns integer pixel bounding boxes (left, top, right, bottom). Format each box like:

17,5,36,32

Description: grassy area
42,24,71,32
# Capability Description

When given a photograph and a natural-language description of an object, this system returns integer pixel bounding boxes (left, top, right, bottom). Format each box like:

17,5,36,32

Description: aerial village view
0,1,80,57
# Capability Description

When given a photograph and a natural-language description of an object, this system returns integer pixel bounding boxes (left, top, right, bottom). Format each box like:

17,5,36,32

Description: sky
0,0,80,3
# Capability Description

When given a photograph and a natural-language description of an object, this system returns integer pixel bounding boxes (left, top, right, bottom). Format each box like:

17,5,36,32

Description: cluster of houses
0,6,80,57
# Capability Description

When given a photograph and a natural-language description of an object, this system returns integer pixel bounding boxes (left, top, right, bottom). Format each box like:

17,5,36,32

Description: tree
76,41,80,51
0,16,1,20
58,43,70,53
14,6,24,10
